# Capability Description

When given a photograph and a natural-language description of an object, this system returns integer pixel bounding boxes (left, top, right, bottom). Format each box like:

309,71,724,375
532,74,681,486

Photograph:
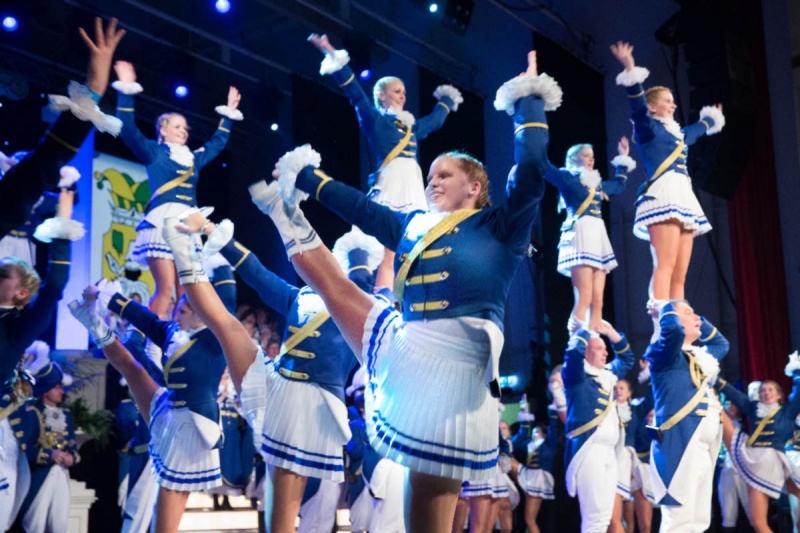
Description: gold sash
280,310,331,356
393,209,479,303
376,125,413,174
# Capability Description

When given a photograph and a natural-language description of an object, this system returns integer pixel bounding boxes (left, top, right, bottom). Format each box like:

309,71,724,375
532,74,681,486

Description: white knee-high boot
248,180,321,258
162,214,209,286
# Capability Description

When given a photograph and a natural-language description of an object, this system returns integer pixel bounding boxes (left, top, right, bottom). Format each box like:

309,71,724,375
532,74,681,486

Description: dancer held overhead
543,137,635,332
255,50,554,532
308,33,463,289
610,41,724,335
113,60,242,319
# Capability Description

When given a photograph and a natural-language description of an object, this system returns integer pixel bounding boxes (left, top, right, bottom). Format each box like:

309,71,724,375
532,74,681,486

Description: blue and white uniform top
616,67,724,195
644,303,729,506
513,407,561,475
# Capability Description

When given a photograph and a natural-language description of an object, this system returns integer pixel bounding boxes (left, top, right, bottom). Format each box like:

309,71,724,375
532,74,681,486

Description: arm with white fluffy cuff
113,82,160,165
603,155,637,196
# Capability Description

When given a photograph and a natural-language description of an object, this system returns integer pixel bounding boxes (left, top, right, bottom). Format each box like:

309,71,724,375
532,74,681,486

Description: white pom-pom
203,219,234,258
320,49,350,76
494,73,562,115
111,81,144,95
49,81,122,136
61,372,74,387
615,67,650,87
203,252,231,274
518,411,536,423
58,166,81,188
24,341,52,376
699,105,725,135
785,351,800,377
33,217,85,243
296,292,327,320
638,366,651,384
433,85,464,112
610,155,637,172
275,145,321,206
331,227,384,274
215,105,244,121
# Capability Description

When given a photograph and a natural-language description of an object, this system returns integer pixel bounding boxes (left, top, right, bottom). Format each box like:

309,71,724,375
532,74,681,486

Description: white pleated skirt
0,235,34,266
148,388,222,492
633,171,711,240
730,428,790,500
557,216,617,276
517,466,555,500
368,157,428,213
131,202,203,263
361,304,499,481
239,349,349,482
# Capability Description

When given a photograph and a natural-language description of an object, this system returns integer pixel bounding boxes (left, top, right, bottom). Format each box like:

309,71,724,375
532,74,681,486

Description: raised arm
610,41,655,145
294,167,410,250
715,380,756,420
194,86,243,169
603,136,635,196
492,51,555,246
112,61,160,164
562,330,592,389
15,190,84,347
644,301,688,371
698,317,730,361
203,219,300,316
597,320,635,379
108,292,176,350
683,104,725,146
309,34,380,136
414,85,462,141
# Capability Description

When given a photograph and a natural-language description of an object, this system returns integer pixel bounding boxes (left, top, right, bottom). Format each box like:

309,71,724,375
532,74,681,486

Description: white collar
380,106,415,129
756,401,780,418
578,169,601,190
683,344,720,382
584,360,618,392
653,116,684,140
163,142,194,167
617,401,632,424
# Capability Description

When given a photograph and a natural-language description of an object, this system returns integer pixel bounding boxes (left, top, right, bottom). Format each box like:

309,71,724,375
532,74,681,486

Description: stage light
214,0,231,14
174,85,188,98
2,17,19,32
270,123,279,132
359,69,372,81
428,3,439,13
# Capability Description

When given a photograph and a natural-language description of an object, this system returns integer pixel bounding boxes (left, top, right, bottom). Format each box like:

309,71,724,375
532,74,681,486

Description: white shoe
163,213,209,285
248,181,321,258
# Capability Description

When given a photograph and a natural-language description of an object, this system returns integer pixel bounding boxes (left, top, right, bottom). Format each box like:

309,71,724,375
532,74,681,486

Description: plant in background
64,397,115,450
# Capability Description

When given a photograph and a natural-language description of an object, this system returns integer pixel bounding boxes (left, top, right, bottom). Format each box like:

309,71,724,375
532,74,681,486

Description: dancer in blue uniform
626,362,657,533
192,217,382,532
716,361,800,533
644,300,729,532
254,50,553,532
562,322,634,532
17,362,77,533
610,42,725,334
308,33,463,289
0,17,124,240
112,60,242,320
543,138,635,332
67,261,238,533
214,369,255,501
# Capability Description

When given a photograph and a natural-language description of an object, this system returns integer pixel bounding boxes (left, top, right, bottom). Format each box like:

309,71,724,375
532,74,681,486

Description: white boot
68,298,115,348
248,180,321,258
567,313,586,335
162,213,209,285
